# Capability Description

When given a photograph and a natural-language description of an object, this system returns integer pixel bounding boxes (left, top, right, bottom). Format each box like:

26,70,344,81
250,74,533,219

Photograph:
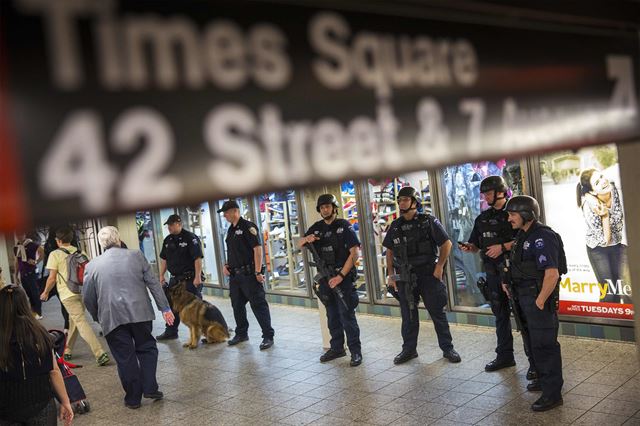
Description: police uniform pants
229,274,274,339
105,321,159,406
486,270,514,361
398,271,453,352
517,291,563,400
325,276,361,355
164,276,202,334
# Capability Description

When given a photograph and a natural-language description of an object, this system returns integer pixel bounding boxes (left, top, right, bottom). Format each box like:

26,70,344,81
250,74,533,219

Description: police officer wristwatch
255,265,266,276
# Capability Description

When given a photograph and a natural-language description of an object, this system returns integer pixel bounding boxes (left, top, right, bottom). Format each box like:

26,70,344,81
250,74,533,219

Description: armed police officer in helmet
383,187,461,365
299,194,362,367
460,176,527,374
503,195,564,412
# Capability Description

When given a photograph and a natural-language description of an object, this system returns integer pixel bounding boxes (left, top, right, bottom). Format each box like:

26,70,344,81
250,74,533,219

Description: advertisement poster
540,144,633,321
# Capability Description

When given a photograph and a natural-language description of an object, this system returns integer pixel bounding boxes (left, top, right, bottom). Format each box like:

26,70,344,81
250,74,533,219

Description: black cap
217,200,240,213
163,214,182,225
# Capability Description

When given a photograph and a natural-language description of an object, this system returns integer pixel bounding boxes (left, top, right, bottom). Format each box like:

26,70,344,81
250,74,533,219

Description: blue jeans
586,244,628,303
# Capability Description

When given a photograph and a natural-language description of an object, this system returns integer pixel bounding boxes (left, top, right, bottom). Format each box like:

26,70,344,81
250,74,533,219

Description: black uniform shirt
305,218,360,267
159,229,203,276
468,206,517,264
516,223,560,284
382,213,449,250
225,217,261,268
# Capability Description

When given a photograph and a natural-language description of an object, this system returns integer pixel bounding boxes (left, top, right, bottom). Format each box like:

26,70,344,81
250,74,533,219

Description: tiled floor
41,296,640,425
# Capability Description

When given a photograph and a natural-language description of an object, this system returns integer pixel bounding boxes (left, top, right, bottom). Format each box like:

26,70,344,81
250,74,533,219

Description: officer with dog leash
156,214,204,341
220,200,274,350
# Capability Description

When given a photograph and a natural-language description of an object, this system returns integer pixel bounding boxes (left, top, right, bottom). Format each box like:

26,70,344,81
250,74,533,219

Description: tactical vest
477,210,513,250
317,221,350,267
510,223,545,283
393,214,437,267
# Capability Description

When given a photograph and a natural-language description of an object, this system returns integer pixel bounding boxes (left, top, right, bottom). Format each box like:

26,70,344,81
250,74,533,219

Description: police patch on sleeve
535,238,545,249
249,227,258,236
539,254,547,263
192,238,198,245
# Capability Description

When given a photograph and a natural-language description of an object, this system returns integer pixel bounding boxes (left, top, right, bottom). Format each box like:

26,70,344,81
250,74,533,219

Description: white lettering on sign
309,12,478,98
17,0,291,91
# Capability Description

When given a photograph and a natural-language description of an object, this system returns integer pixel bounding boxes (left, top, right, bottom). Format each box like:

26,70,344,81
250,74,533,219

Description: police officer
503,195,564,412
299,194,362,367
460,176,525,373
383,187,461,364
220,200,274,350
156,214,204,341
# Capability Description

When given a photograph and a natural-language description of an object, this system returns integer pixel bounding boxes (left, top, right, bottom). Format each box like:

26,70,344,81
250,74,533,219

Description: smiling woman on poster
576,168,627,303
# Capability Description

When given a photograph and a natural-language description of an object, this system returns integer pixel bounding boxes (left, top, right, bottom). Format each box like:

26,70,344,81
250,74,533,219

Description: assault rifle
304,242,350,311
501,258,533,360
391,240,419,320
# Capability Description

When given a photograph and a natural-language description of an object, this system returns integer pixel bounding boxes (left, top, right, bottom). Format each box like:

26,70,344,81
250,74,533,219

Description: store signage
1,0,639,227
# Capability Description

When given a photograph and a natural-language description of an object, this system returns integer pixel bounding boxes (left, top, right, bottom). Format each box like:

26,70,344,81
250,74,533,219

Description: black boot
227,335,249,346
156,331,178,341
393,350,418,365
485,358,516,372
526,380,542,392
350,353,363,367
531,396,563,412
443,349,461,363
320,349,346,363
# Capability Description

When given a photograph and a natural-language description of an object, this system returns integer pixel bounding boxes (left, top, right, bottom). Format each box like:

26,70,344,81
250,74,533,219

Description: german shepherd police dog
167,280,230,349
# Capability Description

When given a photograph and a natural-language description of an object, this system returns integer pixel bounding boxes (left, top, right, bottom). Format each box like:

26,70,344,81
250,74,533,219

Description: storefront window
340,181,368,301
177,204,219,285
368,172,433,302
258,191,306,295
442,160,523,308
540,144,633,321
135,211,158,274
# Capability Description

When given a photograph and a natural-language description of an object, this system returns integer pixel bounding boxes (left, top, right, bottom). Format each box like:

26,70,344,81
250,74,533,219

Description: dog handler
83,226,175,409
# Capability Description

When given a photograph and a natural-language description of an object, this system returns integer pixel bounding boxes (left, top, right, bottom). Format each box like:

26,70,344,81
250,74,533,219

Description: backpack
58,247,89,294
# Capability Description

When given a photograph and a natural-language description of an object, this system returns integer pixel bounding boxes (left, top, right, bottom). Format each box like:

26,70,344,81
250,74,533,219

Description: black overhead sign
1,0,639,228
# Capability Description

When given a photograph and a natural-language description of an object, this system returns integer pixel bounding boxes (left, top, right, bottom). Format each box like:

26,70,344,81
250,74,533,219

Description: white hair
98,226,121,249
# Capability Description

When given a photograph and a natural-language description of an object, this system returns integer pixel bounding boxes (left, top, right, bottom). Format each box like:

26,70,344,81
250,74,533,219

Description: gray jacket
83,248,170,336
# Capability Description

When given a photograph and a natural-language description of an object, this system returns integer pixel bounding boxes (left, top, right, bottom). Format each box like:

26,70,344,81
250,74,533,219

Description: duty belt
171,271,195,281
513,284,538,297
230,265,254,276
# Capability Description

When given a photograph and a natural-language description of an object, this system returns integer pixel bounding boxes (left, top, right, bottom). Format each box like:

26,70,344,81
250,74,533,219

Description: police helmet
480,175,508,194
505,195,540,222
316,194,338,212
397,186,420,201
